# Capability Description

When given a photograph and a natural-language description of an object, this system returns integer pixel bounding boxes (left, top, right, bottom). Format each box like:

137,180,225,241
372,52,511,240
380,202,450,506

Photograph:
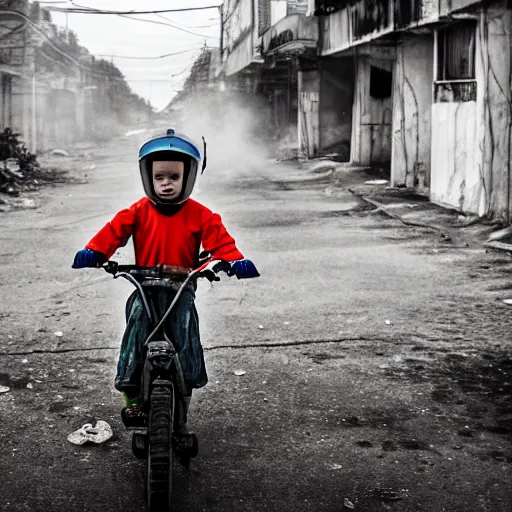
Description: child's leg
115,291,150,402
123,392,139,407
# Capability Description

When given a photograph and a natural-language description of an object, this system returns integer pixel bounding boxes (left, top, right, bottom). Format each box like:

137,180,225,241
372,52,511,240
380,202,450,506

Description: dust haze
158,89,276,176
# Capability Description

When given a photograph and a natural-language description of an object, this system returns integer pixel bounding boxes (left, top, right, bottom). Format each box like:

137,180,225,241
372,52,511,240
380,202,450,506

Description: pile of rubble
0,128,58,197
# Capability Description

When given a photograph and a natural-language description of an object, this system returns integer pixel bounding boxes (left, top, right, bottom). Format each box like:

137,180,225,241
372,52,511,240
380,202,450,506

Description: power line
153,12,219,30
37,47,139,85
170,62,196,78
0,9,209,82
44,4,222,14
0,7,212,104
123,79,194,83
115,13,218,38
0,9,158,83
94,48,209,60
0,9,84,67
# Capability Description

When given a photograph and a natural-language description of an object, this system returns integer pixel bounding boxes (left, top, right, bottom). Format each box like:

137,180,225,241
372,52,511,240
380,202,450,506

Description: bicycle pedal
173,433,198,459
121,406,147,429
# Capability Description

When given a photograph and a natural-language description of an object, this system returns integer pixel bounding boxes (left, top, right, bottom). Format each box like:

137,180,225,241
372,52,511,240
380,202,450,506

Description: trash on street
67,420,113,446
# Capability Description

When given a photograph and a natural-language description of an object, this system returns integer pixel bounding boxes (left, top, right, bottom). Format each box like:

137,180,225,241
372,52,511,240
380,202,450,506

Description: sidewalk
267,158,506,251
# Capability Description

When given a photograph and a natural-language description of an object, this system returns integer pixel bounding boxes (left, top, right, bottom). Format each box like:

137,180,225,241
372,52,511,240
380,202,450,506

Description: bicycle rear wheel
146,384,174,511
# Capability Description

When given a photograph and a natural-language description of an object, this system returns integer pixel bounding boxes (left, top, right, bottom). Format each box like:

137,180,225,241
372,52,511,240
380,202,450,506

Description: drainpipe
287,59,292,126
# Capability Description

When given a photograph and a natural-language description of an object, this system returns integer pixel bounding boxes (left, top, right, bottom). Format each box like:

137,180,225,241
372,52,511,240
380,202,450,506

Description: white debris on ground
365,179,389,185
50,149,70,157
343,498,356,509
67,421,113,446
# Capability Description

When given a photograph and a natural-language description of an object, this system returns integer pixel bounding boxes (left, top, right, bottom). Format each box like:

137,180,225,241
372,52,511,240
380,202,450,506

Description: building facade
315,0,512,222
0,1,151,153
220,1,319,155
219,0,512,221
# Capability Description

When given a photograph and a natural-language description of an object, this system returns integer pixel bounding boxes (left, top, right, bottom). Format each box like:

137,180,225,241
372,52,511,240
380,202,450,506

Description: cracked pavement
0,135,512,511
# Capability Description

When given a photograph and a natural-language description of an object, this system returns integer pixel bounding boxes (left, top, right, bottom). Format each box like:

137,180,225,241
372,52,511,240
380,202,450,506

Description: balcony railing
319,0,442,55
261,14,319,55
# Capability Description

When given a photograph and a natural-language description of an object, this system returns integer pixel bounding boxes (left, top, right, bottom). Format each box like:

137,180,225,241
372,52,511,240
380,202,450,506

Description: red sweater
86,197,244,268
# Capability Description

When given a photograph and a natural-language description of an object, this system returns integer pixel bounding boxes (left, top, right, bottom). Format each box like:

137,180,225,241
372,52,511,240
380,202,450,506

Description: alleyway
0,135,512,511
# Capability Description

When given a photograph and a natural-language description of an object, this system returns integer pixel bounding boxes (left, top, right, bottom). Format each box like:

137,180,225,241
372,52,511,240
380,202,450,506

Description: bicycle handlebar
103,261,192,278
103,259,231,282
101,259,231,347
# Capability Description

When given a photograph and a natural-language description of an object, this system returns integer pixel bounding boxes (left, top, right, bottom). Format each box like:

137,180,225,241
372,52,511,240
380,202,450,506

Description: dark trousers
114,287,208,397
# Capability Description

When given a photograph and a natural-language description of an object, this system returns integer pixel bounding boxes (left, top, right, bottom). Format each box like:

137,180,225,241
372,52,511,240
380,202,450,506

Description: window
437,22,476,80
287,0,309,15
395,0,423,29
435,22,477,102
370,66,392,99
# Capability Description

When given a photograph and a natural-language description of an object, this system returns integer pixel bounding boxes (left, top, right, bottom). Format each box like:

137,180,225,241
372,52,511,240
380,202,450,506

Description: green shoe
123,392,138,407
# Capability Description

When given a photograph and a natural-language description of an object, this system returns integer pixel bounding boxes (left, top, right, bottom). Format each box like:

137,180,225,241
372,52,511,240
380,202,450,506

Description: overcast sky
42,0,222,111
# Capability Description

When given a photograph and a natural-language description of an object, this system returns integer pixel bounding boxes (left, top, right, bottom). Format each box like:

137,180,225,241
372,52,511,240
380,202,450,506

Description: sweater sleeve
85,204,137,259
200,207,244,262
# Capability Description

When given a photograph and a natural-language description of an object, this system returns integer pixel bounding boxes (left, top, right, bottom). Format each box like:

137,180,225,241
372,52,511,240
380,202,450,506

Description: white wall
430,3,511,219
391,35,433,189
431,102,480,211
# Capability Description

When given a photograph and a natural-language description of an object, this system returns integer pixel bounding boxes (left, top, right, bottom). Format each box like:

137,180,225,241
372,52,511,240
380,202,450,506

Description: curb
266,168,334,184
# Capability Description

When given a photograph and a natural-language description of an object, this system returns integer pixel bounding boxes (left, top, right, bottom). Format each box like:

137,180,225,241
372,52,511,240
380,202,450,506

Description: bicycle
103,258,230,512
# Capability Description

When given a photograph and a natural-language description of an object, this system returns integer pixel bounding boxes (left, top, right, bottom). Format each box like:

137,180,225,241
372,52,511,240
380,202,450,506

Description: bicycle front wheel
146,384,174,512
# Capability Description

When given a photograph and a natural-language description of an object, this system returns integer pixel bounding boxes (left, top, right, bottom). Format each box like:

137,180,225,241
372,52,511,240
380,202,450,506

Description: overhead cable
116,13,217,38
94,48,210,60
44,5,222,14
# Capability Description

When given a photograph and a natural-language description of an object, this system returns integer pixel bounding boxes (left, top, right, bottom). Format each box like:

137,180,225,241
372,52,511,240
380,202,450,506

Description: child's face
152,161,184,200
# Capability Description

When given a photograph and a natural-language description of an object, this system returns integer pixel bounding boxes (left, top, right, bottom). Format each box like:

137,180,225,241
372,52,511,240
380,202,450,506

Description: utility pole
31,49,37,153
31,69,37,153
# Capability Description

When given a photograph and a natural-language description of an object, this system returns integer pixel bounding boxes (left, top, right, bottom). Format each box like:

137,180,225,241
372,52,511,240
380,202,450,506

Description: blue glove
228,259,260,279
72,248,106,269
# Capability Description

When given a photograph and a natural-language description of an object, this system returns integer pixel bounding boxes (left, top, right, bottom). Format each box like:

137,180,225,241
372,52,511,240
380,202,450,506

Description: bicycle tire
146,384,174,512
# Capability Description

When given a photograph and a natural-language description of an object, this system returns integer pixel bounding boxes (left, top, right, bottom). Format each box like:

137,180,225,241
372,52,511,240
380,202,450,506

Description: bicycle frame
104,260,227,417
111,267,197,415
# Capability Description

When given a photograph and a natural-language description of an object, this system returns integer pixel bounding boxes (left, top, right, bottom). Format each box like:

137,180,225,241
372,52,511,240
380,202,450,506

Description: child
72,129,259,438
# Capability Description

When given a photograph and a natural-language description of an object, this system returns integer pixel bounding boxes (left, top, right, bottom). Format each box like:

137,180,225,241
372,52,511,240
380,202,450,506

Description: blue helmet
138,129,206,204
